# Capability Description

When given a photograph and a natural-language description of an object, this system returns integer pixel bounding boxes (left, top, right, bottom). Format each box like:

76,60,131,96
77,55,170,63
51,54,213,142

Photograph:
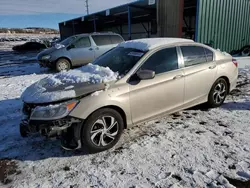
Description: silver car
37,32,124,71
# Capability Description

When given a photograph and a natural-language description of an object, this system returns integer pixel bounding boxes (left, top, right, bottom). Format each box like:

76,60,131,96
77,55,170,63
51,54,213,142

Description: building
59,0,250,52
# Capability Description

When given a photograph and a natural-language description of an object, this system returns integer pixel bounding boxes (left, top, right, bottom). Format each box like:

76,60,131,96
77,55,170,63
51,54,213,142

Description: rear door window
92,35,112,46
110,35,124,44
181,46,207,67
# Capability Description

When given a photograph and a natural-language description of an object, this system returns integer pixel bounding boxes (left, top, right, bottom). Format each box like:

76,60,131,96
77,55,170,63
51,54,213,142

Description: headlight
41,55,51,60
30,100,78,120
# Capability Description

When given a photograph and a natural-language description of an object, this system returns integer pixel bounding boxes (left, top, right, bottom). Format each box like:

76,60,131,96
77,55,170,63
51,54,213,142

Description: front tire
20,124,29,137
81,108,124,153
56,58,71,72
207,78,228,108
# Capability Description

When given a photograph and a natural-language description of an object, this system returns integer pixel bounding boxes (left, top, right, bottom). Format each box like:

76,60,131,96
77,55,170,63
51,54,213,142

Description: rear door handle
209,65,217,69
173,75,184,80
89,48,93,51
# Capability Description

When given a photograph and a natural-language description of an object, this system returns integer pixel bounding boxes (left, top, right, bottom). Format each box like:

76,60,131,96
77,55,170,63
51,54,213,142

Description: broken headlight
30,100,78,120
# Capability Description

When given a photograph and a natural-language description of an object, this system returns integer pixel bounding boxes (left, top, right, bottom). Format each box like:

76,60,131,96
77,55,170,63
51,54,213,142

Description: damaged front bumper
20,103,84,150
38,60,55,68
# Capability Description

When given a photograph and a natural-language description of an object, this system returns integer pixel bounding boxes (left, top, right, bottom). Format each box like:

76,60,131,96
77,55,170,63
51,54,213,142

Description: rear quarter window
110,35,124,44
92,35,112,46
204,48,214,62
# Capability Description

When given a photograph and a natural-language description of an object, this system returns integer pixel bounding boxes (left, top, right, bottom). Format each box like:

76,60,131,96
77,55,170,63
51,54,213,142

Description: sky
0,0,136,29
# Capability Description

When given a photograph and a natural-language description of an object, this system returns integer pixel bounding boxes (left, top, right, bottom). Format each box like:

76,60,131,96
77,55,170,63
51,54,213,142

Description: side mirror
136,70,155,80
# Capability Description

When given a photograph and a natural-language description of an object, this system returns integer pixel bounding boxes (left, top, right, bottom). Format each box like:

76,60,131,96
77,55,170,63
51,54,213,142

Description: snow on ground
0,34,58,67
0,41,250,188
236,57,250,69
0,41,39,67
0,33,58,42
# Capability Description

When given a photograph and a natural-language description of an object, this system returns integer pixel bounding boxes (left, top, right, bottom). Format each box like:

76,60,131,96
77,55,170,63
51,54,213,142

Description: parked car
12,42,47,52
230,45,250,57
37,32,124,72
20,38,238,153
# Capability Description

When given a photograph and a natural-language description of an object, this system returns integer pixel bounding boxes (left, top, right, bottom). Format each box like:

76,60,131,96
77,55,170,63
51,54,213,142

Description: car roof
118,38,194,51
75,32,120,37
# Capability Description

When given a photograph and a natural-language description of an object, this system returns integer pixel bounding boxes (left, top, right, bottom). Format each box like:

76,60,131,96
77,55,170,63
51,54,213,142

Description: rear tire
81,108,124,153
207,78,228,108
56,58,71,72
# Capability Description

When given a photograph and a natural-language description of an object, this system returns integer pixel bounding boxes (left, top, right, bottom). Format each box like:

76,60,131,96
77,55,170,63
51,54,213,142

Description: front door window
140,47,179,74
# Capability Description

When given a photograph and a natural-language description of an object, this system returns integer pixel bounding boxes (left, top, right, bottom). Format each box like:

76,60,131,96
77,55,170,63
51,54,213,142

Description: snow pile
21,64,118,103
21,82,76,104
45,64,118,86
119,38,194,51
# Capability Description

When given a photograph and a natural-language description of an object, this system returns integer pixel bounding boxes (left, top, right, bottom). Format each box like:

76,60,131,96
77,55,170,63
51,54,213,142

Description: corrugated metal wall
157,0,184,37
196,0,250,52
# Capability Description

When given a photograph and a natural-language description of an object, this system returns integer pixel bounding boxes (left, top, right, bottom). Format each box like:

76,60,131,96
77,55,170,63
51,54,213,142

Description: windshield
60,36,77,46
93,47,145,76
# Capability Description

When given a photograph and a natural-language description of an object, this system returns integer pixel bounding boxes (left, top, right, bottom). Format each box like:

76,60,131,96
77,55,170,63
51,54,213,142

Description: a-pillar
127,6,131,40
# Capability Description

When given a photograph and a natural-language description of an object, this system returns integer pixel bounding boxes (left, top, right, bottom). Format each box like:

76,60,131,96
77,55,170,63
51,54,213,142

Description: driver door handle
209,65,217,69
173,75,184,80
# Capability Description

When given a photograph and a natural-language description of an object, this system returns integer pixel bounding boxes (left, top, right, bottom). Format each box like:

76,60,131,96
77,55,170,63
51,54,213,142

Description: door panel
180,45,218,105
129,47,184,124
183,62,217,104
129,70,185,124
70,48,95,66
69,36,95,66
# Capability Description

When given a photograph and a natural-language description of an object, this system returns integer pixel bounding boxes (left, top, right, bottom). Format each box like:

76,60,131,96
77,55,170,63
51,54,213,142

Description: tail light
232,58,238,67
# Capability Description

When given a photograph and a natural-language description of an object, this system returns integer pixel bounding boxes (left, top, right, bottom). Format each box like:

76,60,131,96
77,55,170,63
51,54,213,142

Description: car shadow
221,101,250,111
187,101,250,111
186,103,210,111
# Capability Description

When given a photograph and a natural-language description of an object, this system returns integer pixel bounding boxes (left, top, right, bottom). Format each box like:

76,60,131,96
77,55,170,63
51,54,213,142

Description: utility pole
85,0,89,15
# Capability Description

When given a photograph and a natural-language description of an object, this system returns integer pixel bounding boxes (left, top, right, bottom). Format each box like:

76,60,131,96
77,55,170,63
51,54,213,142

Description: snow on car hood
21,64,119,104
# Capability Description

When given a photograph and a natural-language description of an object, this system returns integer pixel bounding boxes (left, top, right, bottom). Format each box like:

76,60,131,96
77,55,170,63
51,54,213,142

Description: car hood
21,79,108,104
38,46,61,57
21,64,119,104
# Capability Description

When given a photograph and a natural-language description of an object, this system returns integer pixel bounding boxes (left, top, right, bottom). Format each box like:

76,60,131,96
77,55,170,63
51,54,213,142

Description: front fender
69,87,132,127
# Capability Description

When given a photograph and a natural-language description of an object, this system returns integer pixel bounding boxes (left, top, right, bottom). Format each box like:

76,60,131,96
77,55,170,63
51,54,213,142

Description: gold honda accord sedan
20,38,238,152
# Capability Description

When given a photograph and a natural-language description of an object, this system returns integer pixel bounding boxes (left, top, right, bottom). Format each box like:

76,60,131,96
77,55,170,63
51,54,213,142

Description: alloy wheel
90,116,119,147
58,60,69,71
213,82,227,104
